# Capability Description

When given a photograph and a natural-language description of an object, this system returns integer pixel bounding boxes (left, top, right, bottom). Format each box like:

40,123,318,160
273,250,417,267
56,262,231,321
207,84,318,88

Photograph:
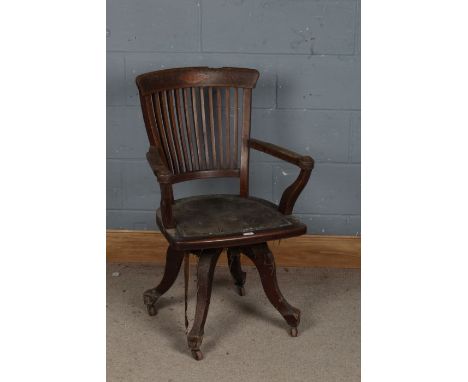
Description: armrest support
146,146,175,228
248,138,314,215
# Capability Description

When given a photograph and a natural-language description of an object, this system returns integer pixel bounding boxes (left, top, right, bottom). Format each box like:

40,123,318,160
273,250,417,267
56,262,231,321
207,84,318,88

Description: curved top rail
136,67,260,94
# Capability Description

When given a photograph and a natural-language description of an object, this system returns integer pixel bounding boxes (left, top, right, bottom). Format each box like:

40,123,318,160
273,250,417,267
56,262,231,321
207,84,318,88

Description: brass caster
289,327,298,337
146,304,157,316
237,286,246,296
191,349,203,361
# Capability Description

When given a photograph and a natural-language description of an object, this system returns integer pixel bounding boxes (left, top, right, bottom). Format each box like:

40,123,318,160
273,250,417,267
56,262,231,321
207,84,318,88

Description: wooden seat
157,194,306,250
135,67,314,360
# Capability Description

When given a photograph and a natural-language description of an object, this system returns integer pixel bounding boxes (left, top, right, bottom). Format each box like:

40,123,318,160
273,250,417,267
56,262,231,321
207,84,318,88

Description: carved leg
243,242,301,336
227,247,247,296
143,246,185,316
187,248,222,360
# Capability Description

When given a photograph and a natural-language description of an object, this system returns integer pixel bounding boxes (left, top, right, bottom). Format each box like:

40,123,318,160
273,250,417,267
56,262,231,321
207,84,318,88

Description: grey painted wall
107,0,361,235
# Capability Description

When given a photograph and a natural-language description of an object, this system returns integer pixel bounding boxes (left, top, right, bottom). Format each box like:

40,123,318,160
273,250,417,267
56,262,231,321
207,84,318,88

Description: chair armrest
146,146,173,183
248,138,314,170
146,146,175,228
248,138,314,215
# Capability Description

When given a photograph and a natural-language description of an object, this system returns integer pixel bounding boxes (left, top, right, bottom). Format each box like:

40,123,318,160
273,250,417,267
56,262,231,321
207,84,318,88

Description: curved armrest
248,138,314,170
146,146,173,183
146,146,175,228
248,138,314,215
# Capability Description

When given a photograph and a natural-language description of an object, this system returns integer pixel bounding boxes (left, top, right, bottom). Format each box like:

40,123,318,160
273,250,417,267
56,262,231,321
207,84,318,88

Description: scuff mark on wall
290,27,315,55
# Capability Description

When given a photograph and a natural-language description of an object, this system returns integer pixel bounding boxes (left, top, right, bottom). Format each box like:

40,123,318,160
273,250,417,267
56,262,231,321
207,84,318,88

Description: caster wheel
191,349,203,361
237,286,246,296
146,304,157,316
289,327,298,337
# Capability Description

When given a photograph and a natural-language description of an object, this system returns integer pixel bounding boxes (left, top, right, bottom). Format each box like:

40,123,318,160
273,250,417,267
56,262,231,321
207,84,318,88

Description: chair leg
143,246,185,316
243,242,301,337
227,247,247,296
187,248,222,360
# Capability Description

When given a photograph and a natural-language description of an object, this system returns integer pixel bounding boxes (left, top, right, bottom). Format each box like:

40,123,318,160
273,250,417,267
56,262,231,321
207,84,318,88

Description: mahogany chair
136,67,314,360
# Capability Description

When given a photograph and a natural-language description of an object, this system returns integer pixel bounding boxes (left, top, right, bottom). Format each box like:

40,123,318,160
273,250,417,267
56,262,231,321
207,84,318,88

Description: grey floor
107,263,360,382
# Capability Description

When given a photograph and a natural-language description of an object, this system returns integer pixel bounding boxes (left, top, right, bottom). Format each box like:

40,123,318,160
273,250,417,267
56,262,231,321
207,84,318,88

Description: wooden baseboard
106,230,360,268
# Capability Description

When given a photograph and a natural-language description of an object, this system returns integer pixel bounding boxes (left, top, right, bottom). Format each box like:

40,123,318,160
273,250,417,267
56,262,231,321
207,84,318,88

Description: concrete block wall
107,0,361,235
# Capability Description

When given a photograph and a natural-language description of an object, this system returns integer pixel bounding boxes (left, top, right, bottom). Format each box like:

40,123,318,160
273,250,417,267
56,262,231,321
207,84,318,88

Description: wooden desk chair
136,67,314,360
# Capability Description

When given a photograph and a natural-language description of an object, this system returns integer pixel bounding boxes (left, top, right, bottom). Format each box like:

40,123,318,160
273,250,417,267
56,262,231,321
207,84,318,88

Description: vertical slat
233,88,238,168
183,88,198,171
208,87,217,167
191,88,204,169
160,91,180,173
240,89,252,197
199,87,210,168
140,95,158,146
216,88,224,168
152,93,174,173
167,90,185,172
175,89,191,171
225,88,231,168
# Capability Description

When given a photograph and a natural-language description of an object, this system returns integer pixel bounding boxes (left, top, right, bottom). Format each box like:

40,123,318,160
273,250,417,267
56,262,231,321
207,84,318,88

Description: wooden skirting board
107,230,360,269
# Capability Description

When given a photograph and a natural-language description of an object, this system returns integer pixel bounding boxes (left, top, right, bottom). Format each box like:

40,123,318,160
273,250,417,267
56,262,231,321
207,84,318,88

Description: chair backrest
136,67,259,196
